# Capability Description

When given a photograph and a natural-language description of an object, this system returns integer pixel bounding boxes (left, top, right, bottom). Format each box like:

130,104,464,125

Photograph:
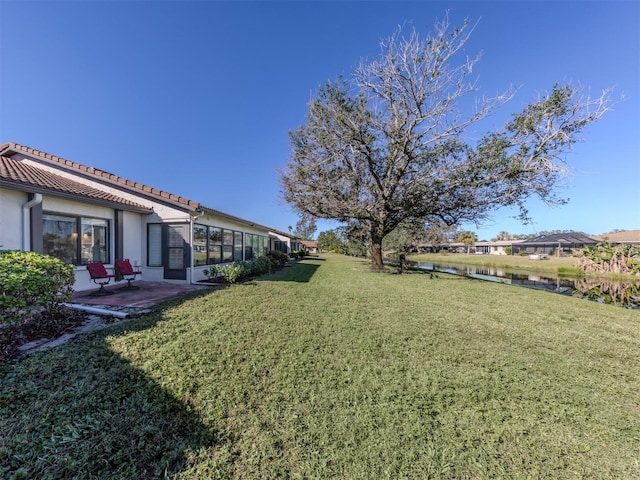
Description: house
0,142,297,292
592,230,640,246
512,232,598,256
473,240,522,255
300,240,318,254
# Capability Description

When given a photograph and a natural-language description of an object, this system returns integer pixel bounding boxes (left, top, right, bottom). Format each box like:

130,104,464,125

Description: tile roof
0,155,152,212
0,142,276,231
593,230,640,243
518,232,597,245
0,142,200,209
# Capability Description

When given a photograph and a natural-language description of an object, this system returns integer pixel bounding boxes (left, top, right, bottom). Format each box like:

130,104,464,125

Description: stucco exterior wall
0,188,27,250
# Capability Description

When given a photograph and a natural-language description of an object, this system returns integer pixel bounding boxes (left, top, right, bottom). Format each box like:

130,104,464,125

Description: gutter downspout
189,209,205,284
23,193,43,251
62,303,128,319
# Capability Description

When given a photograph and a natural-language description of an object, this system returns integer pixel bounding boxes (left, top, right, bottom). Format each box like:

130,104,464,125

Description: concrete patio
71,281,211,309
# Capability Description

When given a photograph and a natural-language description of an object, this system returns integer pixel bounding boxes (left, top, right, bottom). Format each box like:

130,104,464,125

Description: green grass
2,254,639,479
410,252,640,282
409,252,580,275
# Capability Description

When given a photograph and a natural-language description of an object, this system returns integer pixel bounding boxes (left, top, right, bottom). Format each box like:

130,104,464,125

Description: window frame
43,212,110,266
194,224,248,265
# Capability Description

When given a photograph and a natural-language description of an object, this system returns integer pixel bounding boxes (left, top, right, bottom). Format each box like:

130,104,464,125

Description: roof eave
0,179,154,214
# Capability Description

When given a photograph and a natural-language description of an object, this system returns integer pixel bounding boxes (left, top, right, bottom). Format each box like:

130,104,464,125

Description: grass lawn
1,254,639,479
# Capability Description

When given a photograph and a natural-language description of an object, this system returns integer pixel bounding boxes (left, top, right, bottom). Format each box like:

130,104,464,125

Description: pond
417,261,640,309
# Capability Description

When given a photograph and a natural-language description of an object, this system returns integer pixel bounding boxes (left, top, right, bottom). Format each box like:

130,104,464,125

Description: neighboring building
512,232,598,256
300,240,318,254
416,240,520,255
474,240,522,255
0,142,296,292
593,230,640,246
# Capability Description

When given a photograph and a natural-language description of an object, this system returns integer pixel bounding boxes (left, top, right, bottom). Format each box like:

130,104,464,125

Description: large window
209,227,222,264
195,224,245,265
193,224,208,267
244,233,269,259
43,214,109,265
233,231,243,261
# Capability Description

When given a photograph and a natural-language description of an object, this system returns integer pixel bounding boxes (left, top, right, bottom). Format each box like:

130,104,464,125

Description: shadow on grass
253,260,321,283
0,304,229,478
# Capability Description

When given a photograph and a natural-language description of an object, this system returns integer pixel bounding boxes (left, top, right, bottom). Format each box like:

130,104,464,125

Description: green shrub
267,250,289,266
214,263,246,284
0,250,75,324
203,257,273,284
290,250,308,260
248,256,272,276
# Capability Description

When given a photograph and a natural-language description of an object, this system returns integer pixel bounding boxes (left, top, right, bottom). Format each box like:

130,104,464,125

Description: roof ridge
0,155,152,212
1,142,200,209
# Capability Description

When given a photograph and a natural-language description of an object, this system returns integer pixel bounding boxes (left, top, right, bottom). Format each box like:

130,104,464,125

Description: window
233,231,243,261
244,233,269,259
274,240,288,253
82,218,108,264
222,230,234,263
195,224,246,265
43,214,109,265
209,227,222,264
193,224,208,267
147,223,162,267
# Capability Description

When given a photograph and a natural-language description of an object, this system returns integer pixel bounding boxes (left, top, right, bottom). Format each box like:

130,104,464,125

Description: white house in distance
0,142,299,292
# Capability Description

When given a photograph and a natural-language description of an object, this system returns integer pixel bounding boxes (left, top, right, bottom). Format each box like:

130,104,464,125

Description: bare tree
280,15,611,271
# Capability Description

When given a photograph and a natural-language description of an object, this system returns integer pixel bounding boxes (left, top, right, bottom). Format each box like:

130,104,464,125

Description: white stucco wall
0,187,27,250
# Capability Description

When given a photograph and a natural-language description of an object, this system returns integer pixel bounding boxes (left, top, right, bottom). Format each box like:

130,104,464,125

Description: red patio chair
87,262,115,296
116,259,142,290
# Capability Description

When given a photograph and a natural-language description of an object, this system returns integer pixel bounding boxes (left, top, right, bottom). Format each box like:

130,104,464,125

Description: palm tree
456,231,478,254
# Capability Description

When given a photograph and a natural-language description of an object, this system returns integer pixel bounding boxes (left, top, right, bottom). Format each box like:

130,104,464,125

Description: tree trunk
369,234,385,272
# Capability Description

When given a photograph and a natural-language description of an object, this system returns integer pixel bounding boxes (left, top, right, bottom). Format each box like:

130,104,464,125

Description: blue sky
1,0,638,240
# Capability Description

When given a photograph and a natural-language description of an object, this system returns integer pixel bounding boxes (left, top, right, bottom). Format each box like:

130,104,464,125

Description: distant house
300,240,318,254
417,240,520,255
592,230,640,246
473,240,523,255
0,142,296,292
512,232,598,256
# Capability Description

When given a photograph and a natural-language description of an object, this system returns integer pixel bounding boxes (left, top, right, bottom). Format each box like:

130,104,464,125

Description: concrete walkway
71,280,210,309
18,281,211,357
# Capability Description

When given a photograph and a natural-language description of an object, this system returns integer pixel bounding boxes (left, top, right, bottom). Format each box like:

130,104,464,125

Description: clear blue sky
1,0,638,240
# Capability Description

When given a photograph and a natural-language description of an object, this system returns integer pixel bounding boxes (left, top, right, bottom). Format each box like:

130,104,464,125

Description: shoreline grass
1,254,639,478
409,252,640,281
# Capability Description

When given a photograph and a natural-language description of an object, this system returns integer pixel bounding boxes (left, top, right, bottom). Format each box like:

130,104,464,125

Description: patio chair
115,259,142,290
87,262,116,296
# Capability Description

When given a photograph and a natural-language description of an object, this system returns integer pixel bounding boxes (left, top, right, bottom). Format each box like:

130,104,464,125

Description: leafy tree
576,240,640,276
317,229,344,253
537,229,586,237
280,15,611,271
293,213,317,240
382,219,429,254
382,225,415,255
455,231,478,254
335,225,368,257
492,231,512,241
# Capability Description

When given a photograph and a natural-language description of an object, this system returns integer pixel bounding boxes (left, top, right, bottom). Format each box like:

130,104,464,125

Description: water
417,261,640,309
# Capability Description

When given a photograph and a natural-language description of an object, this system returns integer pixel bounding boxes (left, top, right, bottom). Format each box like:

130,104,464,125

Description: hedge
0,250,75,324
